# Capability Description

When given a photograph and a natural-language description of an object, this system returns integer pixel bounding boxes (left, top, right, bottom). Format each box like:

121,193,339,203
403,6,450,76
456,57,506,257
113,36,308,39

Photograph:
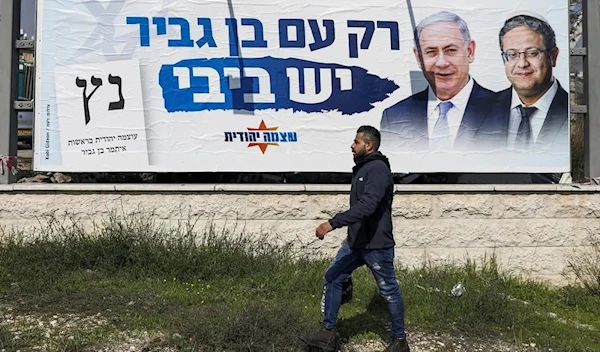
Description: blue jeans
322,240,406,339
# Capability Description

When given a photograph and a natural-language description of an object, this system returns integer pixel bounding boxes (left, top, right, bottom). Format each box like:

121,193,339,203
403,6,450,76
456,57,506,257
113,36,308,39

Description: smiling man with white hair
380,11,497,153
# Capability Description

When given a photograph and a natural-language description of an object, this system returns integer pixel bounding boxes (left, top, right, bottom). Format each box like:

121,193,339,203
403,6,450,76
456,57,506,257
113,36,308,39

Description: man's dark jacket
379,80,496,151
473,80,569,152
329,151,395,249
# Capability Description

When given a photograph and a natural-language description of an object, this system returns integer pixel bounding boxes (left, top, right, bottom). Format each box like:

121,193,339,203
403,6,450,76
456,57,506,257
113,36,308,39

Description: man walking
300,126,409,352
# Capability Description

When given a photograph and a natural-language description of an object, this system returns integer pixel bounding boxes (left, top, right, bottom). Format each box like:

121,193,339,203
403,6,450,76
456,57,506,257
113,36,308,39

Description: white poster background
53,59,149,170
34,0,570,173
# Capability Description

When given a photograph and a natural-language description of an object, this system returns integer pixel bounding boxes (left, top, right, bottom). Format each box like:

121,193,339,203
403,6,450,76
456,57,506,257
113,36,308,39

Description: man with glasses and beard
476,14,568,154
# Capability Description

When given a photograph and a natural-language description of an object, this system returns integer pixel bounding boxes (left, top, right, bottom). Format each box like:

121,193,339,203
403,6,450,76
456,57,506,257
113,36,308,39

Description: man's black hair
357,125,381,151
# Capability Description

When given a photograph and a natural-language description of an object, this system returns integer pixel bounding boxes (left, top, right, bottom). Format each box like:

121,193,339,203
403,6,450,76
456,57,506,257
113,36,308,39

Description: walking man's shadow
302,290,394,351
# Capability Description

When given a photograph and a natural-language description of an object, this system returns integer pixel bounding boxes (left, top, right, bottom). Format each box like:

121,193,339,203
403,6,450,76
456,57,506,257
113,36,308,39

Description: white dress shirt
507,77,558,150
426,77,474,148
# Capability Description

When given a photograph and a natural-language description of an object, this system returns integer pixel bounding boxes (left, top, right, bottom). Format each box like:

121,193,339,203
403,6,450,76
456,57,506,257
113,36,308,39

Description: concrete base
1,184,599,286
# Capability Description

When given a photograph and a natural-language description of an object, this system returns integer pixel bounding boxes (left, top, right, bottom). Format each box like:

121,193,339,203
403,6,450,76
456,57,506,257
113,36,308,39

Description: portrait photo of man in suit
380,11,497,152
476,14,569,153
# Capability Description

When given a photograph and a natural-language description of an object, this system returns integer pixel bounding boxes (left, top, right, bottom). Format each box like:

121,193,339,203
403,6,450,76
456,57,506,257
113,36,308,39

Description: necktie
431,101,453,148
516,105,537,149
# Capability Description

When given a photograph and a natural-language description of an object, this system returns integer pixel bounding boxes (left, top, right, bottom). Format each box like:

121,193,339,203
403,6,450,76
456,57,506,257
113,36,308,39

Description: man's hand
316,221,333,240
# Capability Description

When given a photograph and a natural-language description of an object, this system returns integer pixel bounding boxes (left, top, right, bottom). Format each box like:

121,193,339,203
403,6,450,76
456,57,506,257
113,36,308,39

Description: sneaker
299,328,340,351
383,336,410,352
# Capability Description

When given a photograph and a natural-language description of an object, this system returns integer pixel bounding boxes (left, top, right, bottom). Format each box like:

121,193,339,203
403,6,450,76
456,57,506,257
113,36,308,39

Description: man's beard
353,150,367,162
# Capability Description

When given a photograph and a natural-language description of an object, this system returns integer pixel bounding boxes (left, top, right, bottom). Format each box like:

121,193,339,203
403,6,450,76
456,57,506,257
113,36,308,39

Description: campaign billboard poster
34,0,570,173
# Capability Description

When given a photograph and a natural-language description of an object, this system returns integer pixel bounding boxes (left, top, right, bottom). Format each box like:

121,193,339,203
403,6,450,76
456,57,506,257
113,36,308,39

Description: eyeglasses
501,48,553,63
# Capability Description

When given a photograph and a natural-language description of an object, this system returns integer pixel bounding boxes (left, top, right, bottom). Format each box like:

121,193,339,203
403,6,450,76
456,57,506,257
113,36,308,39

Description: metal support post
0,0,22,183
584,0,600,178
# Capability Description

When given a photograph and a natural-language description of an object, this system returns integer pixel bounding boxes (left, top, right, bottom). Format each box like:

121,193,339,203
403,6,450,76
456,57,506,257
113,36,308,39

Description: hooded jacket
329,151,395,249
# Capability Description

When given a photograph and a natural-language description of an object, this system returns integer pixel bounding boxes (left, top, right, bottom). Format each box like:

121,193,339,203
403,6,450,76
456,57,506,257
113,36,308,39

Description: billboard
34,0,570,173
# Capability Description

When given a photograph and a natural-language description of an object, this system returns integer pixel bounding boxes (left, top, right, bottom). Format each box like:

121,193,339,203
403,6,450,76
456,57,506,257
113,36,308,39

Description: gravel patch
1,304,545,352
342,329,542,352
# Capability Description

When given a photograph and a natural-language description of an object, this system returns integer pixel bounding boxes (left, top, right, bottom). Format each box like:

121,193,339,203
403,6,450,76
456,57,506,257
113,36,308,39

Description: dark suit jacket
379,80,497,152
474,80,569,153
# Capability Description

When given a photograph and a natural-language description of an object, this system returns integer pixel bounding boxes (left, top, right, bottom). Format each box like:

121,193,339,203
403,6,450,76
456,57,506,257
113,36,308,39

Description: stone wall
1,184,599,285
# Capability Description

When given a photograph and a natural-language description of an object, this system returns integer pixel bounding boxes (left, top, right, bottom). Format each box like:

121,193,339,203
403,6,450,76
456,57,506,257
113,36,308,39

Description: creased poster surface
34,0,569,172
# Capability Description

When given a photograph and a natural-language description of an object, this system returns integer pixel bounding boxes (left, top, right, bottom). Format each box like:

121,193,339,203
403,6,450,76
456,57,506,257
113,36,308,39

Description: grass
565,233,600,295
1,213,600,352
